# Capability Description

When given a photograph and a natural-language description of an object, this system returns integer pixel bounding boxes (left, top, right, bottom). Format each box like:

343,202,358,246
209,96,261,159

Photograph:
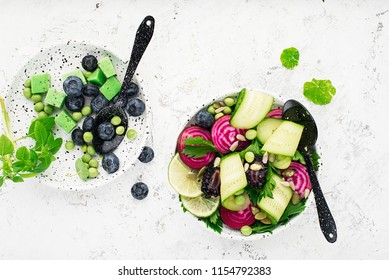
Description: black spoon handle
119,16,155,99
303,152,337,243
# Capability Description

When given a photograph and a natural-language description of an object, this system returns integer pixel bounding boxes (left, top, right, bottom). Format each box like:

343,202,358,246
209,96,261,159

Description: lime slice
181,195,220,218
168,153,203,197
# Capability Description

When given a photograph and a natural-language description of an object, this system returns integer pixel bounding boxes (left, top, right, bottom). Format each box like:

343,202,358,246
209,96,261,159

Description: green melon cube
63,69,87,85
45,88,66,108
31,73,51,94
98,57,116,78
55,110,77,133
100,76,122,101
87,68,106,86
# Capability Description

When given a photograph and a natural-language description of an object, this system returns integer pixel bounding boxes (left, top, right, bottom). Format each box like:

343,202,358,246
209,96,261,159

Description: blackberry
245,155,268,188
201,163,220,198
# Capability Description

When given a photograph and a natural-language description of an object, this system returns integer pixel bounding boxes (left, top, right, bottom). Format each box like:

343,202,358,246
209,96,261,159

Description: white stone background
0,0,388,259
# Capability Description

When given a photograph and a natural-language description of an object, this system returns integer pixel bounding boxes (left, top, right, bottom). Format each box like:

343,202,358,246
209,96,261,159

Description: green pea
234,189,245,196
240,225,253,236
34,102,45,112
89,159,99,168
83,132,93,143
234,195,246,206
24,79,32,88
207,106,216,115
65,141,75,150
88,167,99,178
245,129,257,140
126,129,137,140
87,145,95,156
224,97,235,107
116,126,125,135
223,107,232,114
31,94,42,103
37,111,48,118
81,144,88,152
23,88,32,99
245,151,255,163
111,116,121,126
72,112,83,122
81,153,91,163
214,112,224,120
83,71,92,79
81,106,92,116
212,102,221,109
44,104,55,115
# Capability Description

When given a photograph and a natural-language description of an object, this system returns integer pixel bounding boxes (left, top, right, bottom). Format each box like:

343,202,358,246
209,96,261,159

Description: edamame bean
23,88,32,99
240,225,252,236
44,104,55,115
223,107,232,114
116,126,125,135
89,159,99,168
214,112,224,120
24,79,31,88
65,141,75,150
245,129,257,140
34,102,45,112
126,129,137,140
224,97,235,107
111,116,121,126
83,132,93,143
37,111,48,118
81,144,88,152
81,153,91,163
87,145,95,156
88,167,99,178
72,112,83,122
245,151,255,163
31,94,42,103
81,106,92,116
207,106,216,115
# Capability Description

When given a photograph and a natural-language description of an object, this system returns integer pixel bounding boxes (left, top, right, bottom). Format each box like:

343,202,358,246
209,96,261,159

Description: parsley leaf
260,164,278,199
246,186,261,205
304,78,336,105
203,209,223,234
309,150,321,171
280,47,300,69
182,136,217,158
292,150,306,165
239,139,263,158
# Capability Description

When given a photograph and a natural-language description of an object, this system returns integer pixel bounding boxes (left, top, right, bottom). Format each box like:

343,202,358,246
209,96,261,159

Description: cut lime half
181,195,220,218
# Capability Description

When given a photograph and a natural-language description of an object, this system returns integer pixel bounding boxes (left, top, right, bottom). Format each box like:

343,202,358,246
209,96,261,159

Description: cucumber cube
98,57,116,78
63,69,87,85
100,76,121,101
87,68,106,86
31,73,51,94
45,88,66,108
55,110,77,133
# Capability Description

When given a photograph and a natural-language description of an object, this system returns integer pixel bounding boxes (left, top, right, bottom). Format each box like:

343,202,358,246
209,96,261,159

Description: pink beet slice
177,126,216,169
211,115,249,153
220,205,256,229
282,161,312,198
266,108,283,119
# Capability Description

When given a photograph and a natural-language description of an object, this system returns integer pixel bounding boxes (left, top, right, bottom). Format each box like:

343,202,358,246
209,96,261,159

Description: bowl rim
172,88,315,241
5,41,150,191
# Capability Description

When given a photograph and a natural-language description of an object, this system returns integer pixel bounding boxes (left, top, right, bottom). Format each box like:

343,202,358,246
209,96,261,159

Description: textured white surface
0,0,388,259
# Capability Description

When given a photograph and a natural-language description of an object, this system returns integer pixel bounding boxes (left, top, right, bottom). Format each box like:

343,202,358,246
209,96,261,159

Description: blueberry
91,94,109,113
82,116,94,132
97,121,115,141
65,95,85,112
195,110,214,129
81,55,98,72
102,153,119,174
124,82,139,97
126,98,145,117
71,128,85,146
131,182,149,200
63,76,83,97
82,83,100,97
138,146,154,163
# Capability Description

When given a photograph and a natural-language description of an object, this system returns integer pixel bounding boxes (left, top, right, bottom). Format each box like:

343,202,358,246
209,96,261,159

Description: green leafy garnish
182,136,217,158
280,47,300,69
239,139,262,158
75,159,89,181
251,199,306,234
303,78,336,105
260,163,279,199
0,96,62,187
309,150,321,171
293,150,306,165
203,209,223,234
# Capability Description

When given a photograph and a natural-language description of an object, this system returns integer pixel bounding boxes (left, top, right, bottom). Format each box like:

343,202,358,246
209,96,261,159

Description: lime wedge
168,153,203,197
181,195,220,218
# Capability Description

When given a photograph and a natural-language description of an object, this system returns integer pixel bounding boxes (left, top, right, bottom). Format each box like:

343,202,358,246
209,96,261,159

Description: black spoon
283,99,337,243
92,16,155,154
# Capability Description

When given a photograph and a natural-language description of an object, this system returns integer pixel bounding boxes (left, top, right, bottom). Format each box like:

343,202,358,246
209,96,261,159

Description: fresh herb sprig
182,136,217,158
0,96,62,187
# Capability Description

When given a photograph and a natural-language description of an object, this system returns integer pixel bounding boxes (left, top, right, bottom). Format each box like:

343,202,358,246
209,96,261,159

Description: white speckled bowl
5,42,150,191
174,89,314,240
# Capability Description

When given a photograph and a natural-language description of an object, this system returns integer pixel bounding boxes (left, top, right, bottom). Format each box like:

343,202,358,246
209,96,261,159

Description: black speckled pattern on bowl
5,41,150,191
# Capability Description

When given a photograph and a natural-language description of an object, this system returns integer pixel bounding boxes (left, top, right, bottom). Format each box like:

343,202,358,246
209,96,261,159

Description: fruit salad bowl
168,89,316,240
4,41,150,191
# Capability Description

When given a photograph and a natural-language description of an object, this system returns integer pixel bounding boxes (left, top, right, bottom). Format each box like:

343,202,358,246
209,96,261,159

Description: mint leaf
76,158,89,181
28,117,55,139
182,136,217,158
34,121,48,150
12,176,24,183
16,146,30,161
280,47,300,69
303,79,336,105
12,161,27,172
0,177,4,187
0,134,14,155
